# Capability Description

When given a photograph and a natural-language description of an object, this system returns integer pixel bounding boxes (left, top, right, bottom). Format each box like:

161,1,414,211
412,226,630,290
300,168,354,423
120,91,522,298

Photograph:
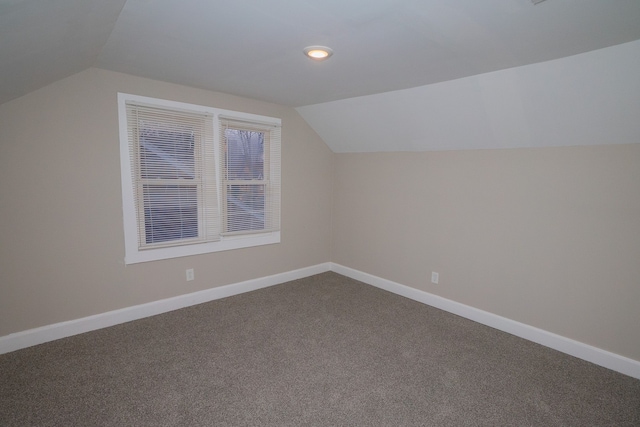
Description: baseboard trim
330,263,640,380
0,263,331,355
3,262,638,380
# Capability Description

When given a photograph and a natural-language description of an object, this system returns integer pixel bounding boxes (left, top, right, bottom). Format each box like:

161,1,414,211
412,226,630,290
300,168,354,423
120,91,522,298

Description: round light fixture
304,46,333,61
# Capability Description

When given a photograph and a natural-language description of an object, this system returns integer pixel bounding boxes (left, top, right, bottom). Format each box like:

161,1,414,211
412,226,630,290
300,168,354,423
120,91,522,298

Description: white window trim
118,93,281,264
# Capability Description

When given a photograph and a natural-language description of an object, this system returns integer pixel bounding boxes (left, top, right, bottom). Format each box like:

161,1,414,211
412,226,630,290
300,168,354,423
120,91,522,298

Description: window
119,93,281,264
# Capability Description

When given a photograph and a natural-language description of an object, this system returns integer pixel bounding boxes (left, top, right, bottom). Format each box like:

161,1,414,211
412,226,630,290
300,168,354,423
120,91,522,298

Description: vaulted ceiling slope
0,0,127,105
297,39,640,152
2,0,640,108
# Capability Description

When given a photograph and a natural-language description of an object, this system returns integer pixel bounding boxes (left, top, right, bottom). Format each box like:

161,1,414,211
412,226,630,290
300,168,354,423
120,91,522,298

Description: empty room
1,0,639,425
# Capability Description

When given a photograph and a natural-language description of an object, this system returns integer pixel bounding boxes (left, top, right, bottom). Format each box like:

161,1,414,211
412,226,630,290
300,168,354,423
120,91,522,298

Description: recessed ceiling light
304,46,333,61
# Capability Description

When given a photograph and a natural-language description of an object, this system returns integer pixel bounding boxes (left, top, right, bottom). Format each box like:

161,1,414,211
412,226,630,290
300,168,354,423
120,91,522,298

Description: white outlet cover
431,272,439,284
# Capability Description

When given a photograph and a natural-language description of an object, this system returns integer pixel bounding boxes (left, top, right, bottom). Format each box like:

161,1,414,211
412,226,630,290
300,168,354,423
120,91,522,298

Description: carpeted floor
1,272,639,426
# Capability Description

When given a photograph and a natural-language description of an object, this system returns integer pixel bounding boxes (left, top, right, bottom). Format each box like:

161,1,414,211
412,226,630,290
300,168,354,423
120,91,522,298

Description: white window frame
118,93,281,264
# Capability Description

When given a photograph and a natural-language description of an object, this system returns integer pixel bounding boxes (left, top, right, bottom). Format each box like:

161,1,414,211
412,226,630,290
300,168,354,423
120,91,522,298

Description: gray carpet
1,272,639,426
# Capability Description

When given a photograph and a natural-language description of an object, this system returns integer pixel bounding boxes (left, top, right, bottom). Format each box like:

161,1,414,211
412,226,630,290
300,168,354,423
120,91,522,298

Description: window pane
143,185,198,244
226,184,265,232
225,129,264,180
139,127,195,179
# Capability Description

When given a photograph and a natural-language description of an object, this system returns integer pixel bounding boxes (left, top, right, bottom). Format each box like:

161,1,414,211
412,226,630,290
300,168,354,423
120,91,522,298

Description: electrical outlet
431,271,439,284
186,268,195,281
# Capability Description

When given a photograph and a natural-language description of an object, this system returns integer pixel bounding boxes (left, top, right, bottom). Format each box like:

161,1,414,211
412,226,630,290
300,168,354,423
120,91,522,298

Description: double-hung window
118,93,281,264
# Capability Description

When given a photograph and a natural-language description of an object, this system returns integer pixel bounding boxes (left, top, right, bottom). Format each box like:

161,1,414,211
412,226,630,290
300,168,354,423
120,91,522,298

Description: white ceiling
0,0,126,104
2,0,640,108
297,39,640,152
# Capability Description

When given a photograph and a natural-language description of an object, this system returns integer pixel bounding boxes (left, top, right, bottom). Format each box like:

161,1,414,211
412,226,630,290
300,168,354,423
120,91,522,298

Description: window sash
220,120,281,236
126,103,219,250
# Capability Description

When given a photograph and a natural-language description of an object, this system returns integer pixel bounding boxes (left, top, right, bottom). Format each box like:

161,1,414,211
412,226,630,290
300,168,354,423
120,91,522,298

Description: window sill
124,231,280,265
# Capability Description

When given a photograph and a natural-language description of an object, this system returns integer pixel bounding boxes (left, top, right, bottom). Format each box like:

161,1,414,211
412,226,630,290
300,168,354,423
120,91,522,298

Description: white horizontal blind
126,103,219,249
220,119,281,235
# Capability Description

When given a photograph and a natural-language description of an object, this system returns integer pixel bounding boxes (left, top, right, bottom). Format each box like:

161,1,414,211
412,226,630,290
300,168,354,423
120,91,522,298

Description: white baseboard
0,263,331,355
3,261,638,380
330,263,640,380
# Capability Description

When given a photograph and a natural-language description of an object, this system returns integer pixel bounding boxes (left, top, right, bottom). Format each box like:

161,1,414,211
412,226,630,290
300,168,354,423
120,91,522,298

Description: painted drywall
0,68,334,336
297,39,640,152
331,145,640,362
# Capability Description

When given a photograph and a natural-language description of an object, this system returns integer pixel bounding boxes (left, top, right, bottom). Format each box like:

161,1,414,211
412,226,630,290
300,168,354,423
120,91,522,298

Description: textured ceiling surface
2,0,640,107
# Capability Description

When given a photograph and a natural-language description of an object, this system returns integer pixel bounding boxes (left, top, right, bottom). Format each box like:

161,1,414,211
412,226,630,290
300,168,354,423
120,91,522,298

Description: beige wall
332,146,640,361
1,65,638,366
0,68,334,336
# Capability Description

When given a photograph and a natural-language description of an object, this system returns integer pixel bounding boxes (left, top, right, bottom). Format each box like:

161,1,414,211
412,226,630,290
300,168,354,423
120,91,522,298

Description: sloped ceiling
2,0,640,151
298,40,640,152
0,0,126,104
